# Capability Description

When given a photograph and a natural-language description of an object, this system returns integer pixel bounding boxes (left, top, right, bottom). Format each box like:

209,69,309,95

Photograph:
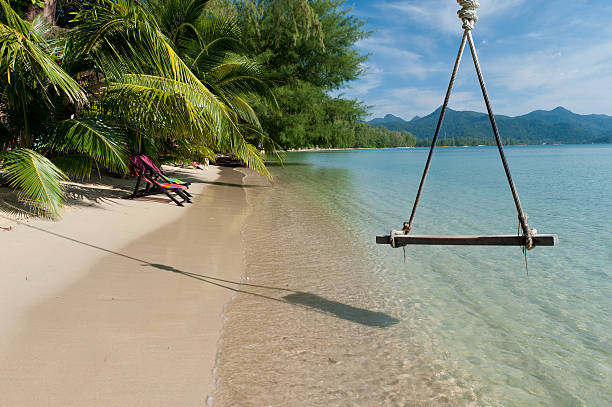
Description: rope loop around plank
520,214,535,250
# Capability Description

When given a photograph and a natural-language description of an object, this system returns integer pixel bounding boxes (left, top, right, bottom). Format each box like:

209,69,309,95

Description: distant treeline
353,125,417,148
415,137,522,147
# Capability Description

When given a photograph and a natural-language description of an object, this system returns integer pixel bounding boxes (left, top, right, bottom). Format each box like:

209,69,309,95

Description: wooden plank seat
376,234,558,247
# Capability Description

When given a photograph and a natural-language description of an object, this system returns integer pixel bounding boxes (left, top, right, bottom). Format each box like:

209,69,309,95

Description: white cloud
348,0,612,118
366,87,481,119
370,38,612,118
348,63,384,96
384,1,459,33
358,35,445,79
381,0,527,34
482,40,612,115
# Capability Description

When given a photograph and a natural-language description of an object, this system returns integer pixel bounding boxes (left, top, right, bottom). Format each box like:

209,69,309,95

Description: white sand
0,165,250,406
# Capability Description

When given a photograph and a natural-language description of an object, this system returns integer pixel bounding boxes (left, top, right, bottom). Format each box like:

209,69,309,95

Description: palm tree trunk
21,96,31,148
26,0,57,24
42,0,57,25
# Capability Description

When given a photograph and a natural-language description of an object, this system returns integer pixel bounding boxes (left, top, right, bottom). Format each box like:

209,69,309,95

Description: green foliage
1,0,277,216
352,123,416,149
226,0,374,149
0,1,85,216
234,0,367,89
0,4,86,108
253,81,415,149
49,118,129,176
0,149,67,217
70,0,275,177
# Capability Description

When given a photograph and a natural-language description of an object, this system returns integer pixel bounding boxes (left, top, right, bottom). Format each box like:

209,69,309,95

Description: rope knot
390,230,398,248
519,213,535,250
457,0,479,30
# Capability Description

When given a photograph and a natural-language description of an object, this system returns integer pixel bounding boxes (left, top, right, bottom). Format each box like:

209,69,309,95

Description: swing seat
376,233,558,247
377,2,559,255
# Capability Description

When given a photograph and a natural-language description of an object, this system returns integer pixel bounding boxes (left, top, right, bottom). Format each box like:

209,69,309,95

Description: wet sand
212,168,468,406
0,167,250,406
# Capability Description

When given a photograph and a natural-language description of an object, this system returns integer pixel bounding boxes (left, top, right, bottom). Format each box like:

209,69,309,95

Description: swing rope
401,0,535,250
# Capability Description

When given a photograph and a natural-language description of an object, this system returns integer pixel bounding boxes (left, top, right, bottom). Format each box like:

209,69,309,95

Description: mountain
368,107,612,145
368,114,408,126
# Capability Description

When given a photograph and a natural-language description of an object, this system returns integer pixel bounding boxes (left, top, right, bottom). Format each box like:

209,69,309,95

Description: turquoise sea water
215,145,611,406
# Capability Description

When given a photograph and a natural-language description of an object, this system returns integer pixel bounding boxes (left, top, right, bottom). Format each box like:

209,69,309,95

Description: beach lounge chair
126,156,191,206
137,155,192,198
138,154,191,191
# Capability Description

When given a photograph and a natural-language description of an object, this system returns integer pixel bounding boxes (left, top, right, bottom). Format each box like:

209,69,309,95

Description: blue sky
339,1,612,119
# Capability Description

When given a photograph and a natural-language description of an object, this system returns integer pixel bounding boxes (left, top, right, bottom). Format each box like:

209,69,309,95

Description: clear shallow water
214,145,611,406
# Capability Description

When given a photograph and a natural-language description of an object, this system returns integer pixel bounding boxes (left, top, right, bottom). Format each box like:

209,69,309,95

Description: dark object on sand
215,156,244,167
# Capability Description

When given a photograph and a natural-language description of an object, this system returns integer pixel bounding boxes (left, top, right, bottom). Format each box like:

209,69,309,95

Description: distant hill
368,114,408,126
368,107,612,145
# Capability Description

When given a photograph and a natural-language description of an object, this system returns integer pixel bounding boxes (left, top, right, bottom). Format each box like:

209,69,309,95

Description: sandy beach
0,165,250,406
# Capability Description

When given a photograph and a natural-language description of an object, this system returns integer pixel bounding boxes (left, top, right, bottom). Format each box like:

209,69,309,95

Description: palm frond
30,15,66,57
49,118,129,175
0,0,87,105
159,137,216,165
150,0,211,46
213,93,261,127
103,75,217,139
0,148,66,217
180,14,244,73
215,124,272,180
68,0,273,180
234,140,271,181
203,53,277,107
51,154,97,179
71,0,238,137
194,13,243,54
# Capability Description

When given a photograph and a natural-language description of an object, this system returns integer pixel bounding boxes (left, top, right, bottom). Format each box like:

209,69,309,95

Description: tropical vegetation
1,0,408,218
212,0,414,150
0,0,277,217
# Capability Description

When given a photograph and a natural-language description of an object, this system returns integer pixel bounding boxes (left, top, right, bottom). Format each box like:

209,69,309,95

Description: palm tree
0,0,87,217
150,0,279,159
69,0,277,175
1,0,276,217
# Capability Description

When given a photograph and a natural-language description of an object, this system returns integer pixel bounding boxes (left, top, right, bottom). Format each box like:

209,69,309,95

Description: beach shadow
159,167,267,189
1,216,399,329
0,167,250,217
147,266,398,328
64,181,132,206
0,180,130,217
196,180,265,189
0,174,151,217
283,292,399,328
264,162,309,167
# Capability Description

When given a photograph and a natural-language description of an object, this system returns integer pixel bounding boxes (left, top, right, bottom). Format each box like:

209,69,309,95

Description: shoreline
0,166,251,406
284,146,414,152
281,143,601,153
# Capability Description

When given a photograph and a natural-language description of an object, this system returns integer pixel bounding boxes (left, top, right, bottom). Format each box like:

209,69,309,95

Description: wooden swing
377,0,558,250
